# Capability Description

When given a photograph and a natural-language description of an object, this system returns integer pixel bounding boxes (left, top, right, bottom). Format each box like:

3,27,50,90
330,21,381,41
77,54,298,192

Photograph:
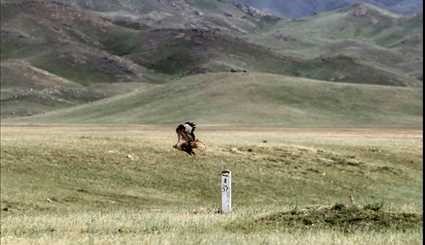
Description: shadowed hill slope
24,0,271,33
0,0,166,117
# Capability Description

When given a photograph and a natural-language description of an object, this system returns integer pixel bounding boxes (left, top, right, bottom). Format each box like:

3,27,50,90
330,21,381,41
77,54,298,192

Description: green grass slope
0,1,287,81
20,73,423,127
0,1,165,117
247,4,423,82
101,27,419,86
0,1,153,84
1,60,95,117
0,60,159,118
102,27,302,76
254,4,412,47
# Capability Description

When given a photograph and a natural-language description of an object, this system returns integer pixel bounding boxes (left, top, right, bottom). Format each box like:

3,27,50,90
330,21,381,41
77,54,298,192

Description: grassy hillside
243,0,423,17
1,126,422,243
247,4,423,81
101,27,419,86
251,4,421,47
0,1,153,83
0,1,287,78
0,60,160,117
19,73,423,127
0,1,166,117
100,27,297,76
41,0,266,33
1,60,97,117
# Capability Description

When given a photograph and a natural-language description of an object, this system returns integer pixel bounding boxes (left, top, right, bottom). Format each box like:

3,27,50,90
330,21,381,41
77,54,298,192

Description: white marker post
221,170,232,214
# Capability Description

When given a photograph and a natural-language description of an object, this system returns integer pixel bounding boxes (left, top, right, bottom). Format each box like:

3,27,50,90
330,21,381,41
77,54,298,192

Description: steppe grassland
0,125,422,244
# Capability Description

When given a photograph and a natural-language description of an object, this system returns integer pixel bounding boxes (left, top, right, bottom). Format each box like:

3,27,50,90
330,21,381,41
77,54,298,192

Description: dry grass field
0,125,422,244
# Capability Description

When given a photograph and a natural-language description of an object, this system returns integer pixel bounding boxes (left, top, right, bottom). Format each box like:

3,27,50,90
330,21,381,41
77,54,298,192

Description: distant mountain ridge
242,0,423,18
0,0,422,123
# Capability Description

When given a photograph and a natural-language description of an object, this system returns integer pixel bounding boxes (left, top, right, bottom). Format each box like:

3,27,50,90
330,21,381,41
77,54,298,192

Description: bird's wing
185,122,196,132
176,124,190,142
183,124,193,134
185,121,196,128
176,125,185,143
184,122,196,141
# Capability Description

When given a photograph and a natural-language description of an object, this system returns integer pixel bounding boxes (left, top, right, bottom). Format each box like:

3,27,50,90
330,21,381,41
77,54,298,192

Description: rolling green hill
0,0,284,79
0,59,160,117
20,73,422,127
100,27,419,86
0,0,163,117
247,4,423,81
251,3,419,43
